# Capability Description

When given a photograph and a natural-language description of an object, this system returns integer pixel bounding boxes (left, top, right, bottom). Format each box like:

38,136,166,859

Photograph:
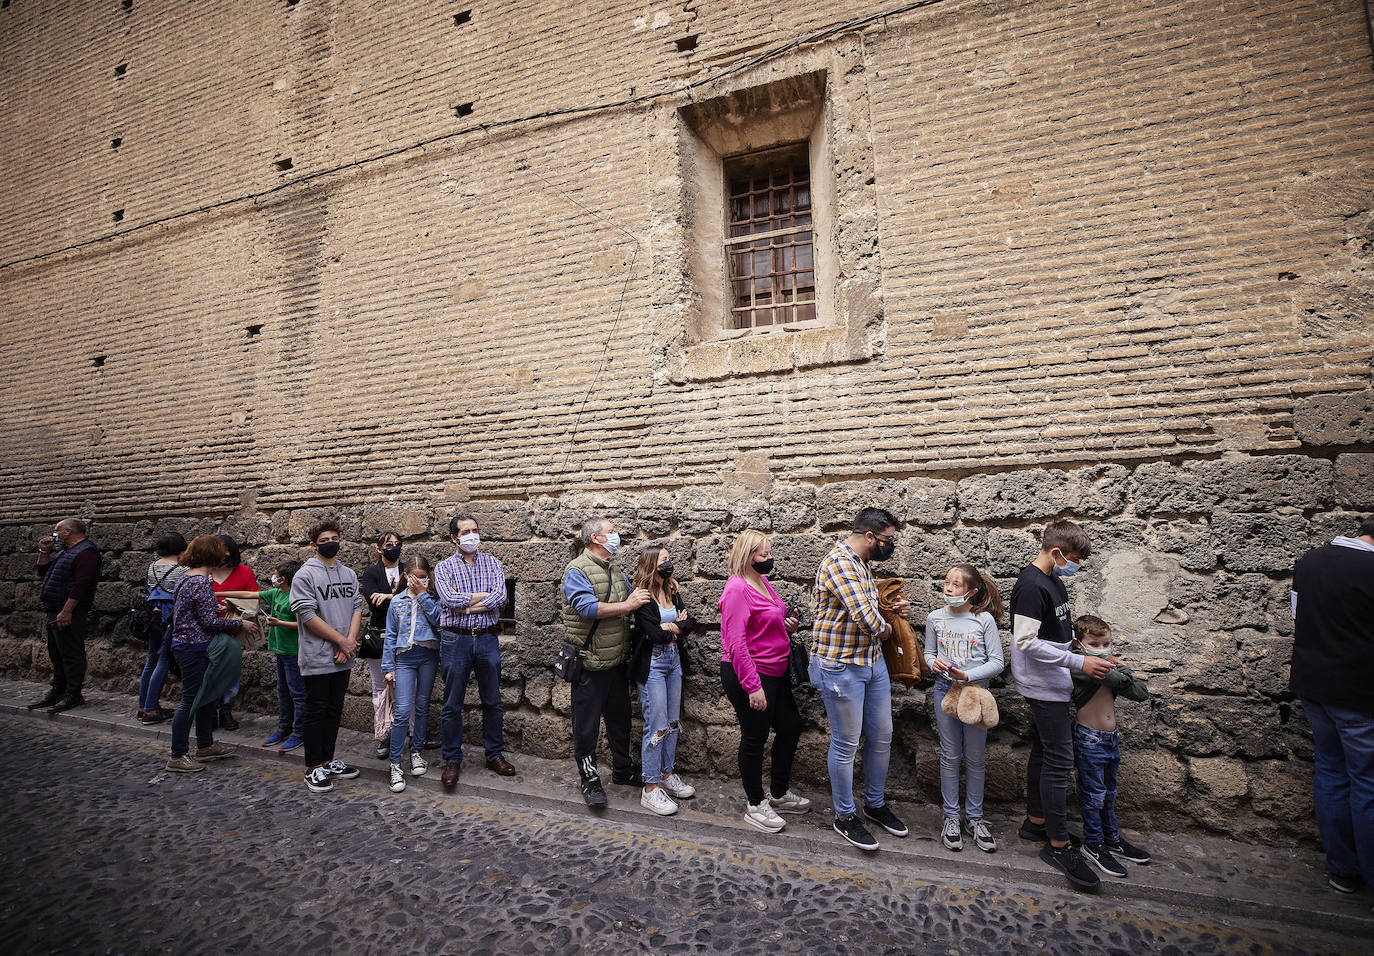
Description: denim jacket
383,591,441,672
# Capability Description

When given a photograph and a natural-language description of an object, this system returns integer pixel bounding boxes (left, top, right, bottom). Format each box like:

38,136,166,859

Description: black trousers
45,608,90,695
721,662,803,805
571,662,632,780
1025,698,1075,843
302,669,350,768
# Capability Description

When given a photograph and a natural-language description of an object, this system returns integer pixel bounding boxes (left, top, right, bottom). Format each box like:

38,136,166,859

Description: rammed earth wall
1,0,1372,843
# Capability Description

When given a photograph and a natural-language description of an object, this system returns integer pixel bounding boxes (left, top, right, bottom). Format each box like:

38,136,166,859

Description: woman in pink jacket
719,529,812,833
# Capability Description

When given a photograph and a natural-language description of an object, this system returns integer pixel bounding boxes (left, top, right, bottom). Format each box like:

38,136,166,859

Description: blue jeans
1073,723,1120,846
138,622,172,711
390,644,440,763
1304,699,1374,884
933,679,988,821
440,631,504,765
273,652,306,735
809,652,893,819
170,648,214,758
639,644,682,784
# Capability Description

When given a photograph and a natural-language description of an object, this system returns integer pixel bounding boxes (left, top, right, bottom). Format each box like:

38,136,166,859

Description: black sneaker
1329,872,1364,894
581,776,608,809
325,760,360,779
1018,818,1048,842
863,803,909,837
1107,837,1151,864
1081,842,1128,878
374,740,388,760
833,815,879,851
1040,842,1100,890
26,689,62,710
611,765,643,786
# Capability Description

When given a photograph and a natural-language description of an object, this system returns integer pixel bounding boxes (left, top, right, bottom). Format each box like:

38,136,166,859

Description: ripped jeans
639,643,682,784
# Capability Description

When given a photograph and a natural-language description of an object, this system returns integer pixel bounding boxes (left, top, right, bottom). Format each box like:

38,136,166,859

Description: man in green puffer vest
561,516,652,808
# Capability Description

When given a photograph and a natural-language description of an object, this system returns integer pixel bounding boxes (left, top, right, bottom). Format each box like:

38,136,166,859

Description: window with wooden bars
725,144,815,329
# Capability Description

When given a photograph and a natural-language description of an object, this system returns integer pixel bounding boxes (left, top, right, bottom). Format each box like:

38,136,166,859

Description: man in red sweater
29,518,101,713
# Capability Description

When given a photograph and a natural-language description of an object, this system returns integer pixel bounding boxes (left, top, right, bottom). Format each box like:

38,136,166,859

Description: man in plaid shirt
434,513,515,788
810,507,911,851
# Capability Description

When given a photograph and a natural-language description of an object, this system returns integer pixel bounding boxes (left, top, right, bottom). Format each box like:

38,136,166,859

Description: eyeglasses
872,533,896,546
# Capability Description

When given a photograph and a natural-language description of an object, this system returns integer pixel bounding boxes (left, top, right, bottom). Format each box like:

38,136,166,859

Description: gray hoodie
290,556,364,676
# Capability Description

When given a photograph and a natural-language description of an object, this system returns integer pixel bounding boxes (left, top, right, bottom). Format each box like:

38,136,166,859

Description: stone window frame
648,44,885,383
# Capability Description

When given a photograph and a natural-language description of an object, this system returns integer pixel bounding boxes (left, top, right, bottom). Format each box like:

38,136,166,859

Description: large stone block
816,479,904,529
984,527,1040,576
691,535,731,579
1247,759,1312,823
219,512,273,548
487,540,572,582
362,504,432,540
675,489,730,535
1201,454,1335,511
895,529,965,581
1116,751,1187,810
634,491,677,538
1292,389,1374,445
1211,512,1309,574
1239,632,1292,698
1147,519,1216,572
957,470,1065,522
725,496,772,533
769,484,818,533
903,477,957,526
1334,454,1374,509
769,533,835,583
1129,461,1220,515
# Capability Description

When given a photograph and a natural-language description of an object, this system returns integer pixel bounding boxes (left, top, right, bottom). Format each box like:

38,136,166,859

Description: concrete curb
4,690,1372,939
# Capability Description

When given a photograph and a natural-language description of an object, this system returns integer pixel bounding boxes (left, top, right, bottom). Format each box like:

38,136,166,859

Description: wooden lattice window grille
725,144,815,329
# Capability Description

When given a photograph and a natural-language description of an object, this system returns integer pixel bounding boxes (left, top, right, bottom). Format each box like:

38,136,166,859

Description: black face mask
657,562,675,579
752,557,774,575
381,545,401,562
872,539,895,562
317,541,341,559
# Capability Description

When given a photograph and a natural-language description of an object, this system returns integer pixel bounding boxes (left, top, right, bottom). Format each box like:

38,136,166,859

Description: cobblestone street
0,712,1365,955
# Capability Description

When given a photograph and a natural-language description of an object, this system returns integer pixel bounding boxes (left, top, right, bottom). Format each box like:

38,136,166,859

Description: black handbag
786,637,810,688
358,626,384,660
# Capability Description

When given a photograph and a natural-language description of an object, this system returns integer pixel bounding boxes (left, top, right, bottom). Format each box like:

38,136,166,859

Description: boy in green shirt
219,560,304,751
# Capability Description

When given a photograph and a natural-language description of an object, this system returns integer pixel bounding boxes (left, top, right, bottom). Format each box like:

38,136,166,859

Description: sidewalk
3,677,1371,938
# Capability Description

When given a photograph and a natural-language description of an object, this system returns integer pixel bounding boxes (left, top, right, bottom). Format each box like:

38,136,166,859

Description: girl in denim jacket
383,555,441,793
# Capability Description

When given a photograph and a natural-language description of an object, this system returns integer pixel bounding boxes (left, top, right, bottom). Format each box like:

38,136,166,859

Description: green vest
561,550,631,671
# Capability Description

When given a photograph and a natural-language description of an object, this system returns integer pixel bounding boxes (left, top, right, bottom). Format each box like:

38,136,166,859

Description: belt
442,626,498,636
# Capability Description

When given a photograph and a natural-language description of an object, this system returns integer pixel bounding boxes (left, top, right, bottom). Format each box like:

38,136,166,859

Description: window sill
675,321,878,382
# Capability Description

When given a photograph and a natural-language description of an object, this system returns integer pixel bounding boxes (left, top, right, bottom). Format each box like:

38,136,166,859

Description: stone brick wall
1,0,1372,844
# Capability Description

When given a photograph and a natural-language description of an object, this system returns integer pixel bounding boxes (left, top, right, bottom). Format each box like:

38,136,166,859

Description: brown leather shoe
441,761,460,789
486,755,515,776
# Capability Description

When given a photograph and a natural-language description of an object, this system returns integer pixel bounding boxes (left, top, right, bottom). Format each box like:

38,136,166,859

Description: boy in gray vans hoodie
291,518,364,793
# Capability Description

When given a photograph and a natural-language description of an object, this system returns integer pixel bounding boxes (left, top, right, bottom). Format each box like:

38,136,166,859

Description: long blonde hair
728,529,771,578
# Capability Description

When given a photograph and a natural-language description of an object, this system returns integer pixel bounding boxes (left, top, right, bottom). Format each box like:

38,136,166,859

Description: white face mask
943,593,970,608
601,532,621,555
458,532,480,554
411,576,430,591
270,576,282,588
1079,645,1111,658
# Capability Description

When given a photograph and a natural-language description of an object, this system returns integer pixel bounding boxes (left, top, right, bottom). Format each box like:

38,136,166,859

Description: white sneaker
768,790,812,814
388,762,407,793
941,816,963,851
409,751,428,777
744,800,785,833
965,818,997,853
661,773,695,799
640,787,679,816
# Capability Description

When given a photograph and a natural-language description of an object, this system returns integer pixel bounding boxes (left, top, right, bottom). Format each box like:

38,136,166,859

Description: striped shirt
811,540,888,665
434,551,507,631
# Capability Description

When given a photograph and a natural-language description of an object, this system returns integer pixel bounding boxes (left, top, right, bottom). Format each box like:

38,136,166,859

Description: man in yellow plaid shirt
810,507,911,851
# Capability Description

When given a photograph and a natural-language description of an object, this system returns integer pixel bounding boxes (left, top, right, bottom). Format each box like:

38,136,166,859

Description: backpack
129,566,179,640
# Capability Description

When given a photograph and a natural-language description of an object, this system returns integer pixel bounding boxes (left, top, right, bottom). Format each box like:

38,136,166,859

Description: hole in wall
1,2,10,9
112,208,124,222
286,0,298,7
274,157,294,171
454,10,471,26
675,35,698,53
123,0,133,11
92,355,106,368
246,324,263,338
114,63,128,77
453,102,474,118
110,137,122,149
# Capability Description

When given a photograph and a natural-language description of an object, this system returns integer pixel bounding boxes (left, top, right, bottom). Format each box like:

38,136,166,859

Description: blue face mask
1053,552,1080,577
